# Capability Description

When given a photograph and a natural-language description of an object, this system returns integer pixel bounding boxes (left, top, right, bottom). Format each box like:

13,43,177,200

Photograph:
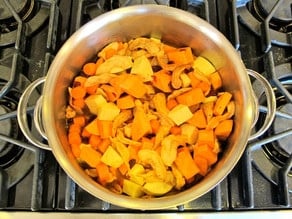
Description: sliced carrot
118,163,128,176
71,86,86,99
69,123,81,134
73,116,86,127
174,147,200,180
166,98,178,110
96,162,115,185
81,127,91,138
170,126,181,135
176,88,205,106
215,119,233,140
72,98,85,109
83,62,97,76
68,132,82,145
150,119,160,134
97,119,113,139
89,135,102,150
97,138,111,153
213,92,232,116
71,144,81,158
116,95,135,109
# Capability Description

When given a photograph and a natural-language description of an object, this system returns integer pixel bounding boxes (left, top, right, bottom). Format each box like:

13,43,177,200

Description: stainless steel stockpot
17,5,276,210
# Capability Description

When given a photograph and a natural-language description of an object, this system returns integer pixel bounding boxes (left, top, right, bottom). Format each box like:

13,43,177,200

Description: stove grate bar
0,1,26,98
64,176,76,210
0,168,8,208
277,154,292,207
31,149,46,211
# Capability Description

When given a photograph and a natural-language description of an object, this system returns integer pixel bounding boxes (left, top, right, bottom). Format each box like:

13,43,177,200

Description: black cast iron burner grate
226,0,292,209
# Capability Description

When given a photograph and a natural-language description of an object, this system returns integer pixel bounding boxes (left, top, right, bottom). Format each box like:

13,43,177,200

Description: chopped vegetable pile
65,37,235,198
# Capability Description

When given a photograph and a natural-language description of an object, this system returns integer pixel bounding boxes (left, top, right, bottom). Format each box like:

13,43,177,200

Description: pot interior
43,5,254,209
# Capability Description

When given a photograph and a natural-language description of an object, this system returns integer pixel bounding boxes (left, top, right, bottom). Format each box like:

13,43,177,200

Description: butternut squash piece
176,88,205,106
80,145,102,168
174,147,200,180
96,162,115,185
194,144,218,166
116,95,135,109
119,74,147,98
131,106,152,141
193,156,209,176
97,119,113,139
187,108,207,128
209,71,222,90
167,47,194,66
197,130,215,148
152,70,172,93
215,119,233,140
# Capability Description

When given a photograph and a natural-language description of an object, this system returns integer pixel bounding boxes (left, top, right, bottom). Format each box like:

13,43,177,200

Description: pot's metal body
40,5,261,209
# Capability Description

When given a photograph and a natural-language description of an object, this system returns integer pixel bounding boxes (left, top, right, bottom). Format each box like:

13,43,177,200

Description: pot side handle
17,77,51,150
247,69,276,142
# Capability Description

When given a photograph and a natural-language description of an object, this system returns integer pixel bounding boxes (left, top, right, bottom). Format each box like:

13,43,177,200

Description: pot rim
42,4,254,209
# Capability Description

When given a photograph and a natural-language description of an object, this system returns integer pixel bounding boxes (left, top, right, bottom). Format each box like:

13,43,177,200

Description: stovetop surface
0,0,291,214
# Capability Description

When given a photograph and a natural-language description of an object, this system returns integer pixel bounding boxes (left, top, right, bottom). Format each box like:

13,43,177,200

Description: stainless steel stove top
0,0,291,215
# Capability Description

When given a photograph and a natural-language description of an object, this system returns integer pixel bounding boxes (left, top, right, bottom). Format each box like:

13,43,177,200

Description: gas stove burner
253,0,292,32
251,64,292,191
0,0,35,33
237,1,292,47
0,66,39,187
253,0,292,26
272,103,292,155
262,96,292,170
0,0,49,46
84,0,188,21
0,96,23,168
